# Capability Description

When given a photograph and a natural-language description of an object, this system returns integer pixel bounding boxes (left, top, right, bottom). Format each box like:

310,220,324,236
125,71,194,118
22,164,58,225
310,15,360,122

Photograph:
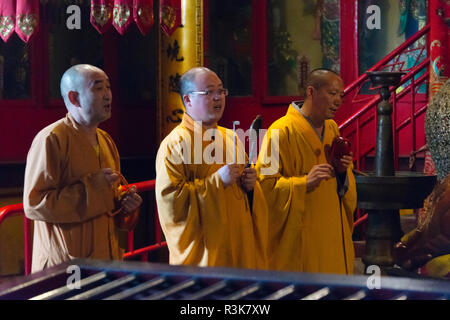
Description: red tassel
133,0,154,36
90,0,113,34
15,0,39,43
160,0,181,37
0,0,15,42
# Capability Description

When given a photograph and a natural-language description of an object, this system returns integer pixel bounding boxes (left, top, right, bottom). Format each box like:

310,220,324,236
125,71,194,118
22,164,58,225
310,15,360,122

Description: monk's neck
300,101,325,130
77,122,99,146
67,113,99,146
184,113,217,131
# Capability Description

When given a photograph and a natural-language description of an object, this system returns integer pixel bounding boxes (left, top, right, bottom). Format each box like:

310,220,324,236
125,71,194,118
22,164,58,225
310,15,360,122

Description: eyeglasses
189,88,229,98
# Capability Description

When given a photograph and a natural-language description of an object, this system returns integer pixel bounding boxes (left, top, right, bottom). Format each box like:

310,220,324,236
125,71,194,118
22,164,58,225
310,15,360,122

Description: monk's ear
183,94,191,108
68,91,80,107
306,86,315,99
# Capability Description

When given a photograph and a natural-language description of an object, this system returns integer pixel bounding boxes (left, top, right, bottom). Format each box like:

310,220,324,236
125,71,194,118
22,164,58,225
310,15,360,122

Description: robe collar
63,113,99,135
63,112,100,143
181,113,218,133
288,101,327,160
64,112,82,131
63,113,111,168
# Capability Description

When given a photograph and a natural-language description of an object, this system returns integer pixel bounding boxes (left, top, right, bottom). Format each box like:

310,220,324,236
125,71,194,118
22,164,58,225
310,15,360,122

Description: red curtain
133,0,154,36
160,0,181,37
90,0,113,34
113,0,133,35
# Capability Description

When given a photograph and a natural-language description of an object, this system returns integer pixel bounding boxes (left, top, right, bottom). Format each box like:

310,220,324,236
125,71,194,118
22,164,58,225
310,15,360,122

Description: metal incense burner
355,71,436,270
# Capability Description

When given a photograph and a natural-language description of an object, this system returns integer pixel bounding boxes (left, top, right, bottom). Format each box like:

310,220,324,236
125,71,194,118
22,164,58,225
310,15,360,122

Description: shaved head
60,64,105,105
306,68,340,90
180,67,225,126
301,68,344,125
179,67,215,106
59,64,112,128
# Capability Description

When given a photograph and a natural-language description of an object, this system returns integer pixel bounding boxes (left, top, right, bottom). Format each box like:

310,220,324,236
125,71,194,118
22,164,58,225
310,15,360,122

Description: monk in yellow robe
24,65,142,272
256,69,357,274
156,67,268,269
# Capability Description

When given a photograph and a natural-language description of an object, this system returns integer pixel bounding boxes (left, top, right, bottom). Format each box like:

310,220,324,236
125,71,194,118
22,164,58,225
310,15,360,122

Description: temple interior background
0,0,448,290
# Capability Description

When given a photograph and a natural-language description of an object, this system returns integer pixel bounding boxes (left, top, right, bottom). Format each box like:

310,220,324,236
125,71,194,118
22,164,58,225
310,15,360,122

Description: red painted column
339,0,359,86
429,0,450,96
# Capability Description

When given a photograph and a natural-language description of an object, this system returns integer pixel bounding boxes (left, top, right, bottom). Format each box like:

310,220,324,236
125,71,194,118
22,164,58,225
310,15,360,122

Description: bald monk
155,67,268,269
24,64,142,272
255,68,357,274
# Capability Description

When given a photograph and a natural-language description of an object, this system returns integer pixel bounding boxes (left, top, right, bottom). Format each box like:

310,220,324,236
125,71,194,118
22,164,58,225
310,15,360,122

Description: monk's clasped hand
339,152,353,171
218,163,240,188
120,185,143,215
240,167,257,192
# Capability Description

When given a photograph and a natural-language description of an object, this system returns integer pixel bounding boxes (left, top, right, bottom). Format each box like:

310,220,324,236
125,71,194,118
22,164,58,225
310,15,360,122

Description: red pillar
429,0,450,96
339,0,359,86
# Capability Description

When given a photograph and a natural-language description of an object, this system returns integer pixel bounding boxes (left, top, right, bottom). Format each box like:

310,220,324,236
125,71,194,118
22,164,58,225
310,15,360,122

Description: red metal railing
339,25,430,228
0,204,31,275
0,175,377,274
121,179,168,262
338,24,430,171
340,61,429,170
341,24,429,107
0,179,167,275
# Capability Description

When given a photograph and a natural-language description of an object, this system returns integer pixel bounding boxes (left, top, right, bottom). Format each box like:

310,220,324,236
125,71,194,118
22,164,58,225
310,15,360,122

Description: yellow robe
155,114,268,269
255,104,357,274
24,114,129,272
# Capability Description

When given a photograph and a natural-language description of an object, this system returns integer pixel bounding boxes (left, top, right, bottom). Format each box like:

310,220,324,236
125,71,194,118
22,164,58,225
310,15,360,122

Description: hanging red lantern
160,0,181,37
0,0,15,43
133,0,154,36
15,0,39,43
90,0,114,34
113,0,133,35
